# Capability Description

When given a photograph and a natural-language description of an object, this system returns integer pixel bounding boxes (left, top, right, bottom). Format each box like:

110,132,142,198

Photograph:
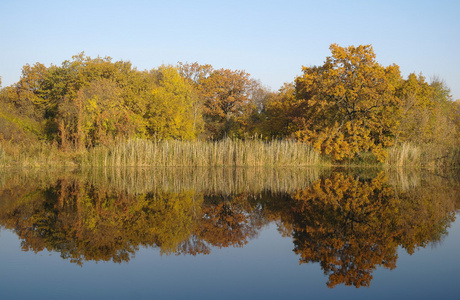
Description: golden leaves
294,44,401,161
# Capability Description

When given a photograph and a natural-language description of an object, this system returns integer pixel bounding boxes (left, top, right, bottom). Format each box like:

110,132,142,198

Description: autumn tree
256,83,298,138
395,73,433,144
0,63,49,143
143,65,201,140
199,68,263,139
177,61,213,85
177,62,214,136
294,44,402,161
394,74,459,164
395,74,456,145
37,53,145,147
68,78,145,148
12,63,48,120
0,169,457,271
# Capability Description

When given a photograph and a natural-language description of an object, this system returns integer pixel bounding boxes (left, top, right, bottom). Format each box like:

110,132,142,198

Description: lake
0,168,459,299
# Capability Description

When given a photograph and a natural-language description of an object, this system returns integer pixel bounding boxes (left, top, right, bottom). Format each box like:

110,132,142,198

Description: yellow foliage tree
294,44,402,161
144,65,201,140
394,74,459,165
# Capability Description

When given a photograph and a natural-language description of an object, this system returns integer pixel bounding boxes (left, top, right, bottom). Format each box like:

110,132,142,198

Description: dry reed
385,142,460,168
385,142,421,167
80,138,322,167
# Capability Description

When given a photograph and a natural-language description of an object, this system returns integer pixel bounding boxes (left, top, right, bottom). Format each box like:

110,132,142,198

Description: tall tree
144,65,200,140
395,74,458,163
200,68,261,139
257,83,298,138
294,44,402,161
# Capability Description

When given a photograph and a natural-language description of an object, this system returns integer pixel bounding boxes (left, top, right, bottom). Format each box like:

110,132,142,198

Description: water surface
0,168,459,299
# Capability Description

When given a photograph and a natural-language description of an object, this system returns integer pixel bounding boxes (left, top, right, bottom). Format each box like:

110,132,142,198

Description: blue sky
1,0,459,99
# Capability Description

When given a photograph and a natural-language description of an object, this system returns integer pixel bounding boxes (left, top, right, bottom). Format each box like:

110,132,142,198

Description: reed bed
80,138,322,167
385,142,421,167
385,142,460,168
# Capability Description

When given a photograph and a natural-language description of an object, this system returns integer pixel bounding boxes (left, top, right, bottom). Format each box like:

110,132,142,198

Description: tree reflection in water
0,168,457,287
285,172,456,287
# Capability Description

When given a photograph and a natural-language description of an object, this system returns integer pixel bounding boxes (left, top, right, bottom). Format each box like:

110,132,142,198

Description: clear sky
1,0,459,99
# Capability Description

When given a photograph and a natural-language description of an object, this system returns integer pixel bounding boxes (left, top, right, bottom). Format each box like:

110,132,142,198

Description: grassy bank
0,141,77,168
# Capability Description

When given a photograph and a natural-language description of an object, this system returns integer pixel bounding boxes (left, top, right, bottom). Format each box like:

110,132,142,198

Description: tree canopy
293,44,401,161
0,46,458,165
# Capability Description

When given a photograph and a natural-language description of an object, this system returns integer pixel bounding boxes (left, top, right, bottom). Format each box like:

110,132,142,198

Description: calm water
0,168,459,299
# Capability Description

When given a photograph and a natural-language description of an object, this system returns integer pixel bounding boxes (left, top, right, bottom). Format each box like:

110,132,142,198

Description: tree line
1,44,459,163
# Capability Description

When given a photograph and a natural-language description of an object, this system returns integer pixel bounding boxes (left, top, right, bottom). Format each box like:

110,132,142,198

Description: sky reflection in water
0,168,459,299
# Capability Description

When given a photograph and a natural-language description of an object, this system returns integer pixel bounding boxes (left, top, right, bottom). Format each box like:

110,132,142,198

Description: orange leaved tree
294,44,402,161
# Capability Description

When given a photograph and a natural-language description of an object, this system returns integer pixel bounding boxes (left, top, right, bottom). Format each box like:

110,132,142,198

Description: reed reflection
0,168,457,287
